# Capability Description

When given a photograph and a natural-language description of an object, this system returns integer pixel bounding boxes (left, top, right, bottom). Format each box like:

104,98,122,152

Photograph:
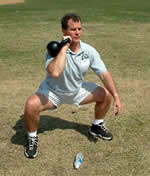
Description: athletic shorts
36,80,98,110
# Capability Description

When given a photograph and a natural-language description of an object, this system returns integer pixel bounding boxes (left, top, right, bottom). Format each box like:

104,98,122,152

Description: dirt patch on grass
0,0,24,5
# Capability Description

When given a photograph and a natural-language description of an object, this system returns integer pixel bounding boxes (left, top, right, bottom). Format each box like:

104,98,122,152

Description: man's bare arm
99,71,122,116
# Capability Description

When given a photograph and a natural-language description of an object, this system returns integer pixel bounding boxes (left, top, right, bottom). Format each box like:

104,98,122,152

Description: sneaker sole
88,130,113,141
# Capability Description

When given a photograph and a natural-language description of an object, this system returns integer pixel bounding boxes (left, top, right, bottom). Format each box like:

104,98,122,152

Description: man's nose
75,29,79,35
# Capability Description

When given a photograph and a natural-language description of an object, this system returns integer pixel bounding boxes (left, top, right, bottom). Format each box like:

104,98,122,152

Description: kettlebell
47,38,71,57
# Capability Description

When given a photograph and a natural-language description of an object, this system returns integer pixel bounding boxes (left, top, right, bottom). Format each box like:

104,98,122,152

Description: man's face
62,19,82,43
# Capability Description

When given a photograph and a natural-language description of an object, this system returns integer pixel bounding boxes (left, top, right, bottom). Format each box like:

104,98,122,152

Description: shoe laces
98,122,108,132
28,136,38,150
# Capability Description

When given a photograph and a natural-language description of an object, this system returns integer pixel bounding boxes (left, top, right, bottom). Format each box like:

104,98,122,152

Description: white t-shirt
44,41,107,94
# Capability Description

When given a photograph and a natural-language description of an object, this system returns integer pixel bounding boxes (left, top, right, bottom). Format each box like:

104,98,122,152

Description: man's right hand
62,35,72,47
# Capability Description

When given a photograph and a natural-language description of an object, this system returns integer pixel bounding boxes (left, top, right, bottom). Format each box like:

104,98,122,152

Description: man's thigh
35,93,57,111
36,80,60,111
80,86,106,105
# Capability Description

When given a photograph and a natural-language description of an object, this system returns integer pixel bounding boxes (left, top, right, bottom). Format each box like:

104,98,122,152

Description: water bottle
73,152,84,169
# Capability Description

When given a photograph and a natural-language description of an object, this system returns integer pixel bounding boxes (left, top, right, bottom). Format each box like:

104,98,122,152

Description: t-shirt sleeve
90,47,107,75
45,51,54,70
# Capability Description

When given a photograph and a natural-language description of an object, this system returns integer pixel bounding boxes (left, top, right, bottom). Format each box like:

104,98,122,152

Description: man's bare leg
24,93,56,158
80,86,112,118
24,93,56,132
80,86,113,140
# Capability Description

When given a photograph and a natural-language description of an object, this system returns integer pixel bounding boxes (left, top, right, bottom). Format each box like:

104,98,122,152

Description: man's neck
69,42,80,54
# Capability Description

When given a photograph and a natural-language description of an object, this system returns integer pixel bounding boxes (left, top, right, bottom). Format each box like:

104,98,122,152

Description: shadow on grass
11,114,97,145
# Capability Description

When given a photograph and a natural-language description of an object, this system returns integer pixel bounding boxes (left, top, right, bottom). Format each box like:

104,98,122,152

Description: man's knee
25,95,40,114
96,87,112,104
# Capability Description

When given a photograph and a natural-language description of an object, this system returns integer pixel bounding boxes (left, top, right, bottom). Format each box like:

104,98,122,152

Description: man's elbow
99,71,110,81
49,70,60,78
47,66,62,78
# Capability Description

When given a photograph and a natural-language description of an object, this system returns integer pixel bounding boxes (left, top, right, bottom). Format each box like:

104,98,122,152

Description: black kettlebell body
47,38,70,57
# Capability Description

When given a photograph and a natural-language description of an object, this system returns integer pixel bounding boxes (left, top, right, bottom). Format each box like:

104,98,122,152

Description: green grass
0,0,150,24
0,0,150,175
25,0,150,22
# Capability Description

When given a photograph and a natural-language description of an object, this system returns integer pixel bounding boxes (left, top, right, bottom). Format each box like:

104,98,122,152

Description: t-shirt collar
67,41,83,55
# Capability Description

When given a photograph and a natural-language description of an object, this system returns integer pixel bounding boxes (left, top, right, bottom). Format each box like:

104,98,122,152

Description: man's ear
62,29,66,35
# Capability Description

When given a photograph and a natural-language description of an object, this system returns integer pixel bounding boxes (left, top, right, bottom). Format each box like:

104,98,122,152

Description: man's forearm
47,45,68,78
99,71,119,99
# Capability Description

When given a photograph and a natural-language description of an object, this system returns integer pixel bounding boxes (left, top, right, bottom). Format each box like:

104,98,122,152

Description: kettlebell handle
59,38,71,48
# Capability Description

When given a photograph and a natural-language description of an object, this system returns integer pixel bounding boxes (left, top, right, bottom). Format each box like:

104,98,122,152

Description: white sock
93,119,104,125
28,131,37,138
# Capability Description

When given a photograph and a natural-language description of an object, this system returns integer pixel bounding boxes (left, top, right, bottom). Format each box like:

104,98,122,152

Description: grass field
0,0,150,175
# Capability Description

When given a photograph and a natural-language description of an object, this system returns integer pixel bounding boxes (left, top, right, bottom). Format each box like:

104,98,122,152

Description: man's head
61,13,82,43
61,13,81,30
